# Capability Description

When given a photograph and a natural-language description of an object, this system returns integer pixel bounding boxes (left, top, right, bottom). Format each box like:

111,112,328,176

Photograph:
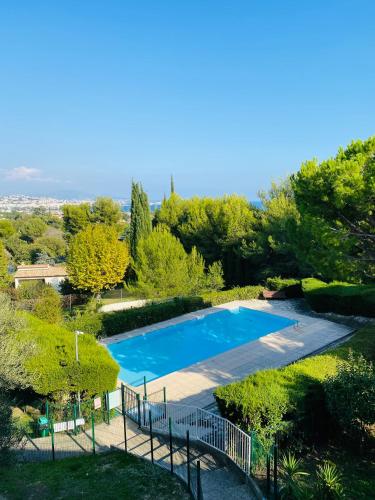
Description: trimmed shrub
215,353,339,445
16,313,118,399
265,277,303,298
64,285,263,338
101,297,205,337
215,324,375,446
302,278,375,317
202,285,263,305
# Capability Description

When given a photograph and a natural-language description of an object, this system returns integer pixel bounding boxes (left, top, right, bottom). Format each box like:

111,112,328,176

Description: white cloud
6,166,43,181
3,166,68,184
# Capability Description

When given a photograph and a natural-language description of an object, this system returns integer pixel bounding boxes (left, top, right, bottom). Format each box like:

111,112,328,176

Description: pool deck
101,300,354,409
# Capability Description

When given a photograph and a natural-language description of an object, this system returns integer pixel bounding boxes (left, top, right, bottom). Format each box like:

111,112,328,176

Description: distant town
0,195,162,215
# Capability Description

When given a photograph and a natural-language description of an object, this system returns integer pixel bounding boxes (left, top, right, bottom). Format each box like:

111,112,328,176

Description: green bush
66,311,104,337
202,285,263,305
16,313,118,399
32,286,63,324
324,352,375,440
101,297,205,336
215,353,339,446
302,278,375,317
265,277,303,298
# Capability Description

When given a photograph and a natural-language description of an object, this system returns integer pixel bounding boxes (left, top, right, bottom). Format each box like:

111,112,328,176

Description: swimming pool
107,307,296,386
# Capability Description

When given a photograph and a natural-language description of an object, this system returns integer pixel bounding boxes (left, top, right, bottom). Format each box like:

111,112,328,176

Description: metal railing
122,384,253,478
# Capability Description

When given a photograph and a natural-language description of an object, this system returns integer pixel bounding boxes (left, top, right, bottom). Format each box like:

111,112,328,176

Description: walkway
18,415,257,500
102,299,354,408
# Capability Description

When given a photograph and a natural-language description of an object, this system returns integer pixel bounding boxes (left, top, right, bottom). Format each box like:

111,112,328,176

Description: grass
0,451,191,500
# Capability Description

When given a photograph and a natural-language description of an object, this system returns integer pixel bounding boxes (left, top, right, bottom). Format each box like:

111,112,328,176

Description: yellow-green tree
68,225,130,294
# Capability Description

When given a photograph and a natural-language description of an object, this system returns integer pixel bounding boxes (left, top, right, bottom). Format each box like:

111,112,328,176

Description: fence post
197,460,202,500
163,387,167,403
73,403,77,435
169,417,174,474
45,401,49,419
106,391,110,424
273,434,279,500
143,376,147,400
136,393,141,428
149,409,154,464
250,430,255,476
266,452,271,498
186,430,191,492
121,383,128,452
50,419,55,461
91,412,96,455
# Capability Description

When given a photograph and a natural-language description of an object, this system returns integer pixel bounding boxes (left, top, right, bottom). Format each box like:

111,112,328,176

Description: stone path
19,415,257,499
103,300,354,408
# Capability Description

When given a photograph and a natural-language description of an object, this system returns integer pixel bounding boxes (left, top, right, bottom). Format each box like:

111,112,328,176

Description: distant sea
122,200,262,213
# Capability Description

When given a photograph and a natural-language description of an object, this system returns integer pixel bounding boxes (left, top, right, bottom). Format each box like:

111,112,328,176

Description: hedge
302,278,375,317
66,285,263,338
215,324,375,445
265,277,303,298
17,313,119,398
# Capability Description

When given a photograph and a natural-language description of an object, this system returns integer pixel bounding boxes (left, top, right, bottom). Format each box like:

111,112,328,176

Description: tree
0,293,30,391
62,203,92,235
291,136,375,281
67,225,130,294
0,394,22,462
242,180,311,281
129,182,152,259
0,220,15,239
92,197,122,226
63,198,123,236
16,215,47,242
170,174,175,195
33,285,63,324
133,226,223,298
0,242,10,290
155,194,256,286
32,235,67,261
4,234,31,263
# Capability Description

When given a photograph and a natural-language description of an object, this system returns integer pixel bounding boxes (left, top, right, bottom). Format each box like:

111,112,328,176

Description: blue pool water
107,307,296,386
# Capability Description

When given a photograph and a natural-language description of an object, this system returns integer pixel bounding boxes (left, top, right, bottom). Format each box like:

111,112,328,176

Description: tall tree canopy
67,225,130,294
291,136,375,281
63,197,123,235
132,225,223,298
129,182,152,259
155,194,256,286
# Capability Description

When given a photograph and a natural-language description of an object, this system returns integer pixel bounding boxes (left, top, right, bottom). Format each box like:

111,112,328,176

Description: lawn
0,451,191,500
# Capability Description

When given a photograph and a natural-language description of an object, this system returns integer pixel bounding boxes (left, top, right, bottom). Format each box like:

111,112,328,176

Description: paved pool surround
101,300,354,408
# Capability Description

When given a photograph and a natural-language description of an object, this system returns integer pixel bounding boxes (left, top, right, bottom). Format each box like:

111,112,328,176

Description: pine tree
129,181,152,260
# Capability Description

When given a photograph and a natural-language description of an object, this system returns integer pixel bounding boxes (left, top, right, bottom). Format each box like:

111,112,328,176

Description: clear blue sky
1,1,374,200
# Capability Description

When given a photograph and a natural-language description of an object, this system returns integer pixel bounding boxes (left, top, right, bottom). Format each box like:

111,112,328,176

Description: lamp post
75,330,84,412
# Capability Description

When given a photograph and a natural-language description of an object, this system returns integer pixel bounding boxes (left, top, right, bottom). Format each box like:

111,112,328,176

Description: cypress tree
170,175,175,195
130,181,152,260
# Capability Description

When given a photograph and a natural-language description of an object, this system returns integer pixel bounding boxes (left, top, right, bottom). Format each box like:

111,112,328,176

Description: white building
14,264,68,290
